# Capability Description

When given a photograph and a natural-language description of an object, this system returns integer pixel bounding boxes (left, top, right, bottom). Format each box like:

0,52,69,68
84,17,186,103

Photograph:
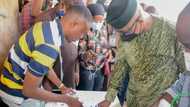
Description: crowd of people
0,0,190,107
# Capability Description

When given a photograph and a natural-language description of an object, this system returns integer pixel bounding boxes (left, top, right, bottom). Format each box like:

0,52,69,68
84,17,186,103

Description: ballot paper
45,91,120,107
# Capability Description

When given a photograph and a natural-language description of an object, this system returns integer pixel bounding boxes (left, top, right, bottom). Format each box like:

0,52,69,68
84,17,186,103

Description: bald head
176,3,190,49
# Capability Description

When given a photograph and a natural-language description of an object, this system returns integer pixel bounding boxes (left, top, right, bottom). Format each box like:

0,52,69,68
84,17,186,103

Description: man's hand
74,72,80,86
98,100,111,107
63,95,83,107
59,85,75,94
149,92,173,107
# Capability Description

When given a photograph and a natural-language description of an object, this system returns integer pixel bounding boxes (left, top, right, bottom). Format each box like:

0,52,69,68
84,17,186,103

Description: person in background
20,0,34,33
20,0,53,33
101,47,116,92
20,0,74,34
31,0,48,17
88,3,105,35
77,3,106,91
77,37,105,91
101,23,119,91
98,0,185,107
150,2,190,107
0,5,92,107
34,0,73,22
72,0,87,6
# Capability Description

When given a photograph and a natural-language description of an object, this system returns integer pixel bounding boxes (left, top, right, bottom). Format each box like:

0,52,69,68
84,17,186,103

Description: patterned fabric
0,19,64,98
78,34,106,71
105,18,186,107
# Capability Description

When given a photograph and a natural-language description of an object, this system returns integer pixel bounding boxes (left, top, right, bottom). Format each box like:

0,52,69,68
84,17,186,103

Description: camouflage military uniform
105,18,185,107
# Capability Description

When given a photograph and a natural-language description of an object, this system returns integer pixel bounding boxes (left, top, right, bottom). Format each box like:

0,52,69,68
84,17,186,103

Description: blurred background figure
77,3,107,91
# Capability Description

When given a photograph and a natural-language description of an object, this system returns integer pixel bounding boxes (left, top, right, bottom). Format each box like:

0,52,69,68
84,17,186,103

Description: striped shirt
0,19,64,99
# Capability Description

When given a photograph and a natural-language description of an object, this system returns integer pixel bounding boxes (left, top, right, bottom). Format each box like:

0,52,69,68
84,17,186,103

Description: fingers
75,77,79,85
131,22,137,33
135,22,141,34
76,79,79,86
98,100,111,107
62,88,76,95
131,21,144,34
69,88,76,94
75,73,80,86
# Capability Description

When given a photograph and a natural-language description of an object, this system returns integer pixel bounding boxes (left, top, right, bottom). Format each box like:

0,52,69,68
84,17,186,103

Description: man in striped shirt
0,5,92,107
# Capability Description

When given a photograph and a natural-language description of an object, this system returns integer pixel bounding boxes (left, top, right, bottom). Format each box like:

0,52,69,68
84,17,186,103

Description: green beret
106,0,137,29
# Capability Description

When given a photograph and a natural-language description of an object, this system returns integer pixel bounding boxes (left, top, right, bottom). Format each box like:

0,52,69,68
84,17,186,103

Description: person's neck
60,18,70,42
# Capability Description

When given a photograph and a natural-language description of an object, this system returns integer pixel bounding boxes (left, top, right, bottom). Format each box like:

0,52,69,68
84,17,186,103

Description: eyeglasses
116,15,141,34
116,21,138,41
117,18,140,41
117,22,136,34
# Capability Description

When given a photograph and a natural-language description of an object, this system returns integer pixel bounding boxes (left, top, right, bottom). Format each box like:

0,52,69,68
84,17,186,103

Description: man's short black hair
65,5,93,26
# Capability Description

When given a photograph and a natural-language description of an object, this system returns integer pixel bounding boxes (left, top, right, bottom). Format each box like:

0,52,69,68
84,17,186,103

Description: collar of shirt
56,19,64,46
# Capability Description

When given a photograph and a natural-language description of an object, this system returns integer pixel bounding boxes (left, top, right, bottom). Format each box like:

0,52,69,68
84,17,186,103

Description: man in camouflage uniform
98,0,185,107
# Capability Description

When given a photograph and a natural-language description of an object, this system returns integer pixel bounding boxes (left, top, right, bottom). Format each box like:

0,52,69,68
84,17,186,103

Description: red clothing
20,2,34,34
103,59,111,76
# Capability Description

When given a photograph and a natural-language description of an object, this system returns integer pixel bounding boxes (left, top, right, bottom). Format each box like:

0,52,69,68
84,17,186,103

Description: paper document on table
45,91,121,107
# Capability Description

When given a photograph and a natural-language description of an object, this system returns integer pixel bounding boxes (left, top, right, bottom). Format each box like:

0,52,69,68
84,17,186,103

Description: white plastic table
45,91,121,107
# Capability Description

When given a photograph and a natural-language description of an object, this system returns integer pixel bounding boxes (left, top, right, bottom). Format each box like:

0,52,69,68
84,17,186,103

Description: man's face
117,8,140,33
88,40,95,49
65,20,89,42
96,47,101,53
91,15,105,31
116,6,147,34
94,15,105,22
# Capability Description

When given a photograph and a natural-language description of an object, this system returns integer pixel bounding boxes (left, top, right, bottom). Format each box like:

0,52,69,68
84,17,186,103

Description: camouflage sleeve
105,46,130,102
175,41,186,73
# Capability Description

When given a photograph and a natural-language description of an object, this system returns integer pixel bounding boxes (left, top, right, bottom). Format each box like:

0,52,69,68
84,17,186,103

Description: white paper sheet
45,91,120,107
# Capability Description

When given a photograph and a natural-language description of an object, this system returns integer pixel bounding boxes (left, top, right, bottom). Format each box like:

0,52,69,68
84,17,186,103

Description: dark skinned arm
23,69,82,107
